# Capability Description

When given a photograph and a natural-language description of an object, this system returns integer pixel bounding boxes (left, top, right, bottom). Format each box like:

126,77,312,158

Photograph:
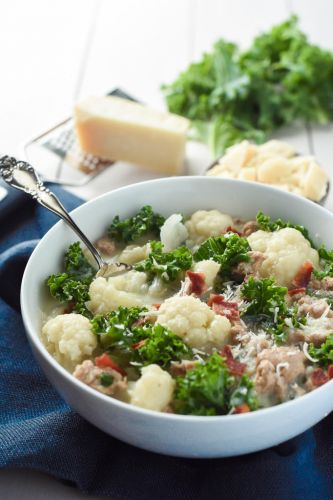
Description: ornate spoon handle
0,155,105,270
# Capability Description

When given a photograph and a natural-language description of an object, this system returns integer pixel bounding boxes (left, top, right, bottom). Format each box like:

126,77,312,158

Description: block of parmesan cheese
74,96,189,174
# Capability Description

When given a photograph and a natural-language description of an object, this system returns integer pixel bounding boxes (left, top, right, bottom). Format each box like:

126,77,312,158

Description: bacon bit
207,294,224,306
226,226,242,236
152,303,161,309
292,261,313,288
328,365,333,379
208,294,240,322
288,287,306,296
311,368,329,387
220,345,246,376
186,271,207,295
95,353,127,377
63,303,74,314
131,339,147,350
233,404,250,414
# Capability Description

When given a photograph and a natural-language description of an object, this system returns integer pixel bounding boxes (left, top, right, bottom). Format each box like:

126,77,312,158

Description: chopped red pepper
186,271,207,295
292,261,313,288
152,303,161,309
226,226,242,236
311,368,329,387
233,404,250,414
95,353,127,377
131,339,147,350
208,294,240,322
328,365,333,380
220,345,246,376
288,287,306,296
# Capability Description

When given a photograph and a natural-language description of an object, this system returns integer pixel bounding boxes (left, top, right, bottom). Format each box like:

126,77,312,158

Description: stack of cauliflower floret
42,207,321,412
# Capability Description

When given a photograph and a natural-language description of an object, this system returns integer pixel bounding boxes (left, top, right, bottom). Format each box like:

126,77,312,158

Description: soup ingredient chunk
157,295,231,349
42,313,97,368
185,210,233,246
73,359,127,396
248,228,319,287
129,364,175,411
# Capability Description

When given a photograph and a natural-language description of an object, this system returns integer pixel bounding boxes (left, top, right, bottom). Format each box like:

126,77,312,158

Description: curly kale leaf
240,277,306,343
46,243,95,316
308,333,333,367
313,246,333,279
256,211,314,247
91,307,192,368
64,242,95,280
173,352,257,416
241,277,288,317
162,15,333,156
134,324,193,369
193,233,250,278
134,241,193,282
108,205,165,243
91,306,148,343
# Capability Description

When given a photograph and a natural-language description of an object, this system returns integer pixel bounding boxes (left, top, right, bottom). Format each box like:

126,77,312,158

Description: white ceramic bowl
21,177,333,458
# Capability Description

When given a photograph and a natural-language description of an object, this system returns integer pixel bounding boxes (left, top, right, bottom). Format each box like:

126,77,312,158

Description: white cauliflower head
185,209,233,246
87,271,149,314
247,228,319,287
42,313,97,368
129,364,175,412
193,260,221,288
156,295,231,349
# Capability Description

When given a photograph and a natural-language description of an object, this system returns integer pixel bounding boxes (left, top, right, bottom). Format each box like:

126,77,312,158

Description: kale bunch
162,16,333,155
309,333,333,367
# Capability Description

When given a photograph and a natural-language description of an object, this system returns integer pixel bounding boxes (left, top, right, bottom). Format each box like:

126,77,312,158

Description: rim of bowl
20,176,333,423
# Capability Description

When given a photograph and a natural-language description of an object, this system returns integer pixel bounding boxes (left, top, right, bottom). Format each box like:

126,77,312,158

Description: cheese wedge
74,96,189,174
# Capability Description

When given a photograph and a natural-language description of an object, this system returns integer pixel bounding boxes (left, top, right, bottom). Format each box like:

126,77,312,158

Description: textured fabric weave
0,187,333,500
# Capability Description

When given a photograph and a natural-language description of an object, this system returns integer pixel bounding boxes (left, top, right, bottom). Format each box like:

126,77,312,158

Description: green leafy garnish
308,333,333,367
193,233,250,279
240,277,301,343
108,205,165,243
46,243,95,316
100,373,114,387
173,352,257,416
91,307,192,368
134,324,192,369
162,16,333,155
241,277,288,317
134,241,193,282
256,211,314,247
314,246,333,279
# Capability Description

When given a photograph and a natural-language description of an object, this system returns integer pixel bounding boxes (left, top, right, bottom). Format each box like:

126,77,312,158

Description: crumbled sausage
73,359,127,395
95,236,116,256
255,347,306,402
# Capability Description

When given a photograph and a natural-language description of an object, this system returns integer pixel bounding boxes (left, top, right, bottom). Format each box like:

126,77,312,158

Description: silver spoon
0,155,131,278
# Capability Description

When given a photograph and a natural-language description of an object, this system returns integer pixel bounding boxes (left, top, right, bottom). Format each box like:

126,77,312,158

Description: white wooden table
0,0,332,497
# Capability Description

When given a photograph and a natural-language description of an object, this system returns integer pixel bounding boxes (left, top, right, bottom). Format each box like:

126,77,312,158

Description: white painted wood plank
0,0,95,155
193,0,290,55
79,0,192,108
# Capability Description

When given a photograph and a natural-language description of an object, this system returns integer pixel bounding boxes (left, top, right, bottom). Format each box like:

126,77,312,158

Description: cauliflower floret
129,364,175,412
185,210,233,246
193,260,221,287
87,271,150,314
247,228,319,287
119,243,150,265
156,295,231,349
160,213,188,252
42,313,97,368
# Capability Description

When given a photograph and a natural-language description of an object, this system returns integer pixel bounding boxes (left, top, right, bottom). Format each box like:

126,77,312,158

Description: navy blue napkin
1,186,333,500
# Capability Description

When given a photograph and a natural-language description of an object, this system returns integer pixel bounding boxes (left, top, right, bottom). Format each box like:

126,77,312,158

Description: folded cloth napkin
1,186,333,500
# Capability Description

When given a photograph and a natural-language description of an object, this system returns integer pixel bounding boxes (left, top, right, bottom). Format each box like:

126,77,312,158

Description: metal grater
23,88,137,186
